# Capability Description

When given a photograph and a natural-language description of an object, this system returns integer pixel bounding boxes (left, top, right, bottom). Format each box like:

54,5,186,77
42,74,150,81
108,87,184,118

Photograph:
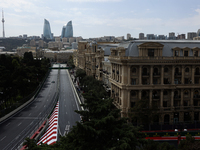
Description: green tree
59,90,145,150
129,98,159,125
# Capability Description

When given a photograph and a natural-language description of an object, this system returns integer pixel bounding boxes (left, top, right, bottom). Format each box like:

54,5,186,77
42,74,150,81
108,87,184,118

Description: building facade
109,40,200,124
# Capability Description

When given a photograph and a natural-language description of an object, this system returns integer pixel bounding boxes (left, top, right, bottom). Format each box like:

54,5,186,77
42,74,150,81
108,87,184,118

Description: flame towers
61,21,73,38
43,19,53,40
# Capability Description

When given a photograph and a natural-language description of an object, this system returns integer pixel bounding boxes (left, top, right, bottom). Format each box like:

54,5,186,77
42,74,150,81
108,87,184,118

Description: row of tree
0,53,50,116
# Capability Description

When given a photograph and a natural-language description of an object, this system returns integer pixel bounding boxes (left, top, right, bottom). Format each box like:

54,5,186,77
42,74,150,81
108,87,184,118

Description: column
161,65,164,84
181,66,185,84
171,90,174,107
150,66,153,85
150,90,152,106
191,89,194,106
181,89,184,106
171,66,175,84
192,66,195,84
122,65,128,84
127,65,130,85
160,90,163,107
139,90,142,100
127,90,130,109
139,66,142,85
111,63,113,79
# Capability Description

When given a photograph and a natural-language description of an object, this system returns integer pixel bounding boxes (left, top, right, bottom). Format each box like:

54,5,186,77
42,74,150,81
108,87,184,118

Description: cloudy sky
1,0,200,39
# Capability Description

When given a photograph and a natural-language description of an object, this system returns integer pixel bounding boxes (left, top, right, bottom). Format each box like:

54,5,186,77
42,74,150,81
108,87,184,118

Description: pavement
69,69,85,104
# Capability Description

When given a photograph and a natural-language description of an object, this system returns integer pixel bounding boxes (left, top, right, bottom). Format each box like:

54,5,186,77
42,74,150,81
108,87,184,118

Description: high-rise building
43,19,53,40
127,33,131,40
168,32,176,40
139,33,144,40
61,25,66,38
61,21,73,38
197,29,200,37
177,34,185,40
187,32,197,40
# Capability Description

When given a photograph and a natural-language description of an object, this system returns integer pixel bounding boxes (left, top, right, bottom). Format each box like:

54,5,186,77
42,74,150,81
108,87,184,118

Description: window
131,90,136,96
148,49,154,57
175,51,179,56
142,68,148,75
184,101,188,106
185,68,189,72
184,51,188,56
164,67,168,73
185,78,189,84
194,51,198,57
164,78,169,84
163,90,168,95
142,79,148,85
131,102,135,108
195,78,199,84
153,78,158,84
131,78,136,85
153,68,158,75
163,101,168,107
184,90,189,95
131,67,136,73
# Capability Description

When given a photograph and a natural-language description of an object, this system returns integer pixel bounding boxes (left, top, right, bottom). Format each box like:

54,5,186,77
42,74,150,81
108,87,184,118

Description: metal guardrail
0,69,51,119
3,69,60,150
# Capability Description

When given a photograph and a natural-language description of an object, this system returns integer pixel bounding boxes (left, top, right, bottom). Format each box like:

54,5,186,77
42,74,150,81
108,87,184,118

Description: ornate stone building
109,40,200,124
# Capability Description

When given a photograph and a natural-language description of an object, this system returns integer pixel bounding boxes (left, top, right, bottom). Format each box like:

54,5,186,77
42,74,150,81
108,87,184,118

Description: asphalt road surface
0,69,59,150
58,69,81,136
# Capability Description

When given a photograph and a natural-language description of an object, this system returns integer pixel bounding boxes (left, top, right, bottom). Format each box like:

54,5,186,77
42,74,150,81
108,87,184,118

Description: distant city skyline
1,0,200,38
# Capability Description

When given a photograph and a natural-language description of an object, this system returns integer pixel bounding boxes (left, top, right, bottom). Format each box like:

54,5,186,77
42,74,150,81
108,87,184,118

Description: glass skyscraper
61,21,73,38
43,19,53,40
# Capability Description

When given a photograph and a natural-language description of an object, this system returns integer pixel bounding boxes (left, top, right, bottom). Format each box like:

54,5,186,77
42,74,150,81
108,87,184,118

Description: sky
1,0,200,39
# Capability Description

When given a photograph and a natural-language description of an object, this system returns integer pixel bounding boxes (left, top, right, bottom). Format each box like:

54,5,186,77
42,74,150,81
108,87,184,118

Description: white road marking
66,112,67,115
18,123,21,126
29,113,31,116
65,105,66,107
65,125,70,131
68,121,70,124
30,122,33,125
44,105,46,107
6,123,10,127
0,136,6,141
35,106,37,108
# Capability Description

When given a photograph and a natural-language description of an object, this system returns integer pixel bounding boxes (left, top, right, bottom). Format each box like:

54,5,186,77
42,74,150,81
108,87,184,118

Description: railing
3,69,60,150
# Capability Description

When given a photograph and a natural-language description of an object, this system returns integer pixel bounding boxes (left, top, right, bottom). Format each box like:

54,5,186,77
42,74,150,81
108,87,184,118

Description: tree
129,98,159,125
58,90,146,150
75,69,86,84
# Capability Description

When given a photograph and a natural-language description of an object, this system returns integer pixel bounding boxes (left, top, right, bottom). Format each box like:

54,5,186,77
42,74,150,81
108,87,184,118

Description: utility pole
2,9,5,38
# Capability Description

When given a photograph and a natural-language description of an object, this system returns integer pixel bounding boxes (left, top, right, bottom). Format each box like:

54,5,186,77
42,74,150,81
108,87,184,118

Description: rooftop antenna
2,9,5,38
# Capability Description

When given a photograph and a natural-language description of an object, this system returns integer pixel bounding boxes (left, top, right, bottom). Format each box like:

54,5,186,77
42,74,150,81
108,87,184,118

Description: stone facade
109,41,200,124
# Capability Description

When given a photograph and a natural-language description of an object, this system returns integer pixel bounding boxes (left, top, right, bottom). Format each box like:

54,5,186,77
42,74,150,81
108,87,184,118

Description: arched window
131,67,136,73
195,68,200,75
131,90,136,97
153,68,158,75
184,90,189,95
185,68,189,72
175,68,179,74
143,68,147,75
164,67,168,73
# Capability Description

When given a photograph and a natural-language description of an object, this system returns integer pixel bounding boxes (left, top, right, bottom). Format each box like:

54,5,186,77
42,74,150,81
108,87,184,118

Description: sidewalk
69,69,85,104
